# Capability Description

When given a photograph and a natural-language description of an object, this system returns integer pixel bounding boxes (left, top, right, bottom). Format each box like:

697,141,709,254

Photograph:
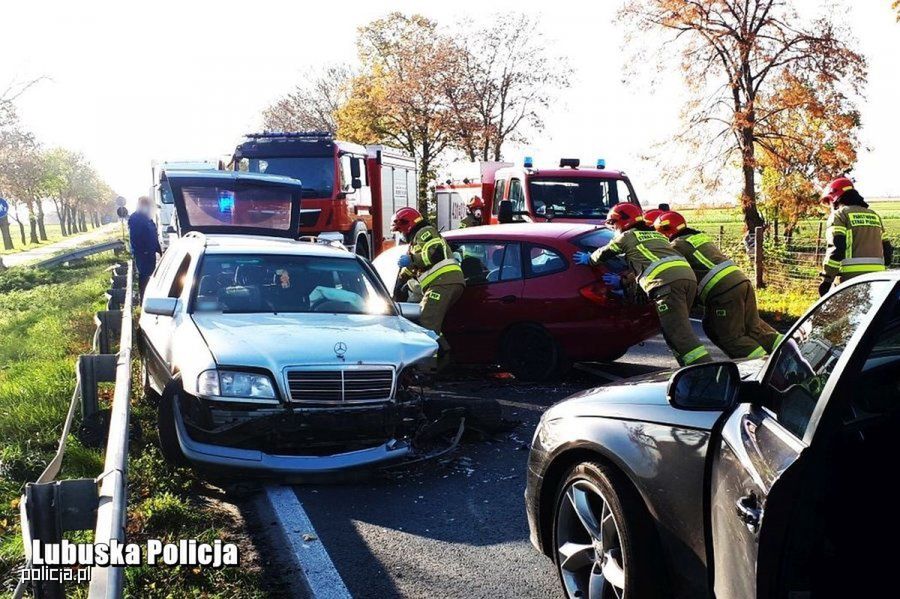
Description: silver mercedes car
138,171,440,474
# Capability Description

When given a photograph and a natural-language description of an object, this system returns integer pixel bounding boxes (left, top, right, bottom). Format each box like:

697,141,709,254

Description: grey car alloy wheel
555,479,627,599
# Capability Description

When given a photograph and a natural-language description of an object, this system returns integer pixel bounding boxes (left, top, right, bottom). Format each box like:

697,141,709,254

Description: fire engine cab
230,132,417,258
435,157,640,230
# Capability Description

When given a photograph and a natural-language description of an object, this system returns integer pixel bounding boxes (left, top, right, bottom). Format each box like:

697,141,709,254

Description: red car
372,223,658,380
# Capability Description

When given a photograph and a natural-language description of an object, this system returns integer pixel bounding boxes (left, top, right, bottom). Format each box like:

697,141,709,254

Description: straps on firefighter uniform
824,206,887,279
418,258,462,290
697,259,739,301
410,225,464,291
639,255,693,292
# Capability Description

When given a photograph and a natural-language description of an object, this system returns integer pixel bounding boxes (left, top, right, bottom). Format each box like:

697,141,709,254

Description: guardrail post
23,484,64,599
94,311,122,355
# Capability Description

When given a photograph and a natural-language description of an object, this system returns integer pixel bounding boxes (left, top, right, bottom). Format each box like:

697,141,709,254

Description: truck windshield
192,254,393,315
529,177,622,218
239,157,335,198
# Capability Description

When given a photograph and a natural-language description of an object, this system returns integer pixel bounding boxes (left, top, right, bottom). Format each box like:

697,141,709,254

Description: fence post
755,226,765,288
814,222,823,263
718,225,724,247
773,219,779,245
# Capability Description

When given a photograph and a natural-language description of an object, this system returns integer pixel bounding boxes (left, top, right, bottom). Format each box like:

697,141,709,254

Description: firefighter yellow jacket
590,227,696,294
823,205,887,280
670,229,749,304
407,224,465,290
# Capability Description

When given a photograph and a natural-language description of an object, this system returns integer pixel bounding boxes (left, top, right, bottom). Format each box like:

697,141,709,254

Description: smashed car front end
173,313,440,474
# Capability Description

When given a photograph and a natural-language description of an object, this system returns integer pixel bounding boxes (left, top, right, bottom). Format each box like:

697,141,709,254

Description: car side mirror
498,200,514,224
351,178,362,190
667,361,742,411
144,297,178,317
397,302,421,323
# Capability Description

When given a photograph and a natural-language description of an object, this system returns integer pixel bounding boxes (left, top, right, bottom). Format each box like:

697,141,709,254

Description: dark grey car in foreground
526,273,900,598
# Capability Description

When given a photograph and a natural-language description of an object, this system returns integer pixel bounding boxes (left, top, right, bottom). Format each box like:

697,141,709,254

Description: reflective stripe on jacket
590,227,695,293
823,205,886,278
409,225,465,290
671,230,748,303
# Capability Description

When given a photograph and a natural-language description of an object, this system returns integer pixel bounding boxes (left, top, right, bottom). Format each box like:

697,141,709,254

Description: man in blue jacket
128,196,162,300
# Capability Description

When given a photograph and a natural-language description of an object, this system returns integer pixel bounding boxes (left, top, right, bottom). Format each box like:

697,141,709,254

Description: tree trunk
13,216,26,245
26,201,39,244
67,205,77,234
79,210,87,232
740,126,764,231
36,200,48,240
54,200,68,236
0,215,13,250
418,142,431,216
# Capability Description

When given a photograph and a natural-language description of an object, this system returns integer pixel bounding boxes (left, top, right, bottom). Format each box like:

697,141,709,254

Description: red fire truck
435,157,641,229
231,132,417,257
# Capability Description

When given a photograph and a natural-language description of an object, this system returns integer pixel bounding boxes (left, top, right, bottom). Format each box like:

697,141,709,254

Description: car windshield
529,177,619,218
193,254,393,315
239,157,334,198
180,184,294,231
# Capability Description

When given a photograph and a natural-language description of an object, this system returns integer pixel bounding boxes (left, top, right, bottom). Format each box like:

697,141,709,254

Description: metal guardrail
32,240,125,269
14,261,133,599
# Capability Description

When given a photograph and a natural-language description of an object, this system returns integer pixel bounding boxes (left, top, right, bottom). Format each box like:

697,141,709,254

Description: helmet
467,196,485,210
821,177,855,205
643,208,663,225
391,207,423,237
605,203,643,231
654,211,687,238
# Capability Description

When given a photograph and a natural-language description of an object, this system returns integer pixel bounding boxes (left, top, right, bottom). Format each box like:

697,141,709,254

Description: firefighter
391,207,466,365
654,211,782,359
460,196,485,228
572,203,711,366
819,177,893,296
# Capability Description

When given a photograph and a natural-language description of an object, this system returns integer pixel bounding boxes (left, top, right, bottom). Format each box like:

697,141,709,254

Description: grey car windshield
529,178,620,218
238,157,334,198
193,254,392,315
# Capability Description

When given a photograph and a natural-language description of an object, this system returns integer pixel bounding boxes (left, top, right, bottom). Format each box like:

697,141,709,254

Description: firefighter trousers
703,281,782,359
419,282,465,354
651,279,711,366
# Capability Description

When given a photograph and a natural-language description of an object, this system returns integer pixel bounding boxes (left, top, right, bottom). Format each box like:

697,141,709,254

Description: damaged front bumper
173,396,414,474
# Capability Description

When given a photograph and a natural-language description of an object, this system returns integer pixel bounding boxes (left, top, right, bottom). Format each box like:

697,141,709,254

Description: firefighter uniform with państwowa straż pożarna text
587,211,711,366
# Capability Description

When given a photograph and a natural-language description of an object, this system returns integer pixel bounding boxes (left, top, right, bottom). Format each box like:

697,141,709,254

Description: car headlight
197,369,277,402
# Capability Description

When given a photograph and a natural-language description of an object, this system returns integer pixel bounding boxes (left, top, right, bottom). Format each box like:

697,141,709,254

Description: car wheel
158,387,188,466
600,347,629,363
499,324,560,381
141,357,160,402
553,462,664,599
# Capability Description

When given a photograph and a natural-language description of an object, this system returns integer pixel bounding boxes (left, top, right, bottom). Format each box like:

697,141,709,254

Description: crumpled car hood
191,312,438,371
546,358,767,430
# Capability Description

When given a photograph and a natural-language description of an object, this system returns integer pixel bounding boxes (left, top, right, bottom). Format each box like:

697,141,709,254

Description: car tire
158,387,188,467
355,232,370,259
599,347,629,363
552,461,666,599
499,323,560,382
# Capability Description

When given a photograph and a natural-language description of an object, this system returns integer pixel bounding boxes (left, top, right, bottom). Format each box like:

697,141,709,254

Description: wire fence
711,222,900,293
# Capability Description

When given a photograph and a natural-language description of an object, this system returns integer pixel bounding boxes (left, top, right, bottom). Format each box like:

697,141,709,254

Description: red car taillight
579,281,612,306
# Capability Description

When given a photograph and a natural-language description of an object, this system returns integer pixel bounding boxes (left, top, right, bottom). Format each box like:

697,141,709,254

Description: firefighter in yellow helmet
392,207,466,367
572,203,711,367
655,211,782,359
819,177,893,296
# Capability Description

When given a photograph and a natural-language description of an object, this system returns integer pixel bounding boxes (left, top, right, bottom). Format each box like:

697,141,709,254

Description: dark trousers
138,275,150,302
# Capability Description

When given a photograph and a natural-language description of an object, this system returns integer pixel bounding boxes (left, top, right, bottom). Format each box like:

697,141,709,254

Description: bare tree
261,64,352,133
620,0,866,230
446,15,572,161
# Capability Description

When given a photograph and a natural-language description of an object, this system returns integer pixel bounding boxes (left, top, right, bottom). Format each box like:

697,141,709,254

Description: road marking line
263,485,351,599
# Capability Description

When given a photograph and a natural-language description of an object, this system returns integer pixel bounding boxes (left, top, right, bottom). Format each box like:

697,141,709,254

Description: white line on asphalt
263,485,351,599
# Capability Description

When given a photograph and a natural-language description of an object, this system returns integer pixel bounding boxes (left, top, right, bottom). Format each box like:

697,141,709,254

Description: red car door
444,241,524,363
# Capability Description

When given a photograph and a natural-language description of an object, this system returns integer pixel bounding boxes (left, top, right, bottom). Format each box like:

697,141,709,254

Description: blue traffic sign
0,198,8,219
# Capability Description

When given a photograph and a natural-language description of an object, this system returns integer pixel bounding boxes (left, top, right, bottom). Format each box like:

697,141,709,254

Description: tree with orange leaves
620,0,866,232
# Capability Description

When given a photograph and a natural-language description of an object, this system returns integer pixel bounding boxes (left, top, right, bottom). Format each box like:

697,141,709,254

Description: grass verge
0,259,264,597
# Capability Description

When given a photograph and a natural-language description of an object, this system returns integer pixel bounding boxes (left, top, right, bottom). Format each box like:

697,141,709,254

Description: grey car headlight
197,369,277,403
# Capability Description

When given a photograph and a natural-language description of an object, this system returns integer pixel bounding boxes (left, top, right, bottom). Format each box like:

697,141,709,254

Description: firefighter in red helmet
572,203,711,366
391,207,466,367
819,177,893,296
460,196,485,228
655,211,782,359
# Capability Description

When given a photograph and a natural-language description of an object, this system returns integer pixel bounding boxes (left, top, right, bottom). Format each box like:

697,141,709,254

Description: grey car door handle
735,494,762,533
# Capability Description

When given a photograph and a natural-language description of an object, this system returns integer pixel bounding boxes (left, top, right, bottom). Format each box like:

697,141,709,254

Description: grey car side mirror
667,361,742,411
144,297,178,317
397,302,421,323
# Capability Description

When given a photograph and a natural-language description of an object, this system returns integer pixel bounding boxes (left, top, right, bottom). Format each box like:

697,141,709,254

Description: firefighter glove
572,251,592,266
398,254,412,268
601,273,622,289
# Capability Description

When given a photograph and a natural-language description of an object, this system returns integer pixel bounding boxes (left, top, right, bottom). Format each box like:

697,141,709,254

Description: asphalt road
288,324,726,599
